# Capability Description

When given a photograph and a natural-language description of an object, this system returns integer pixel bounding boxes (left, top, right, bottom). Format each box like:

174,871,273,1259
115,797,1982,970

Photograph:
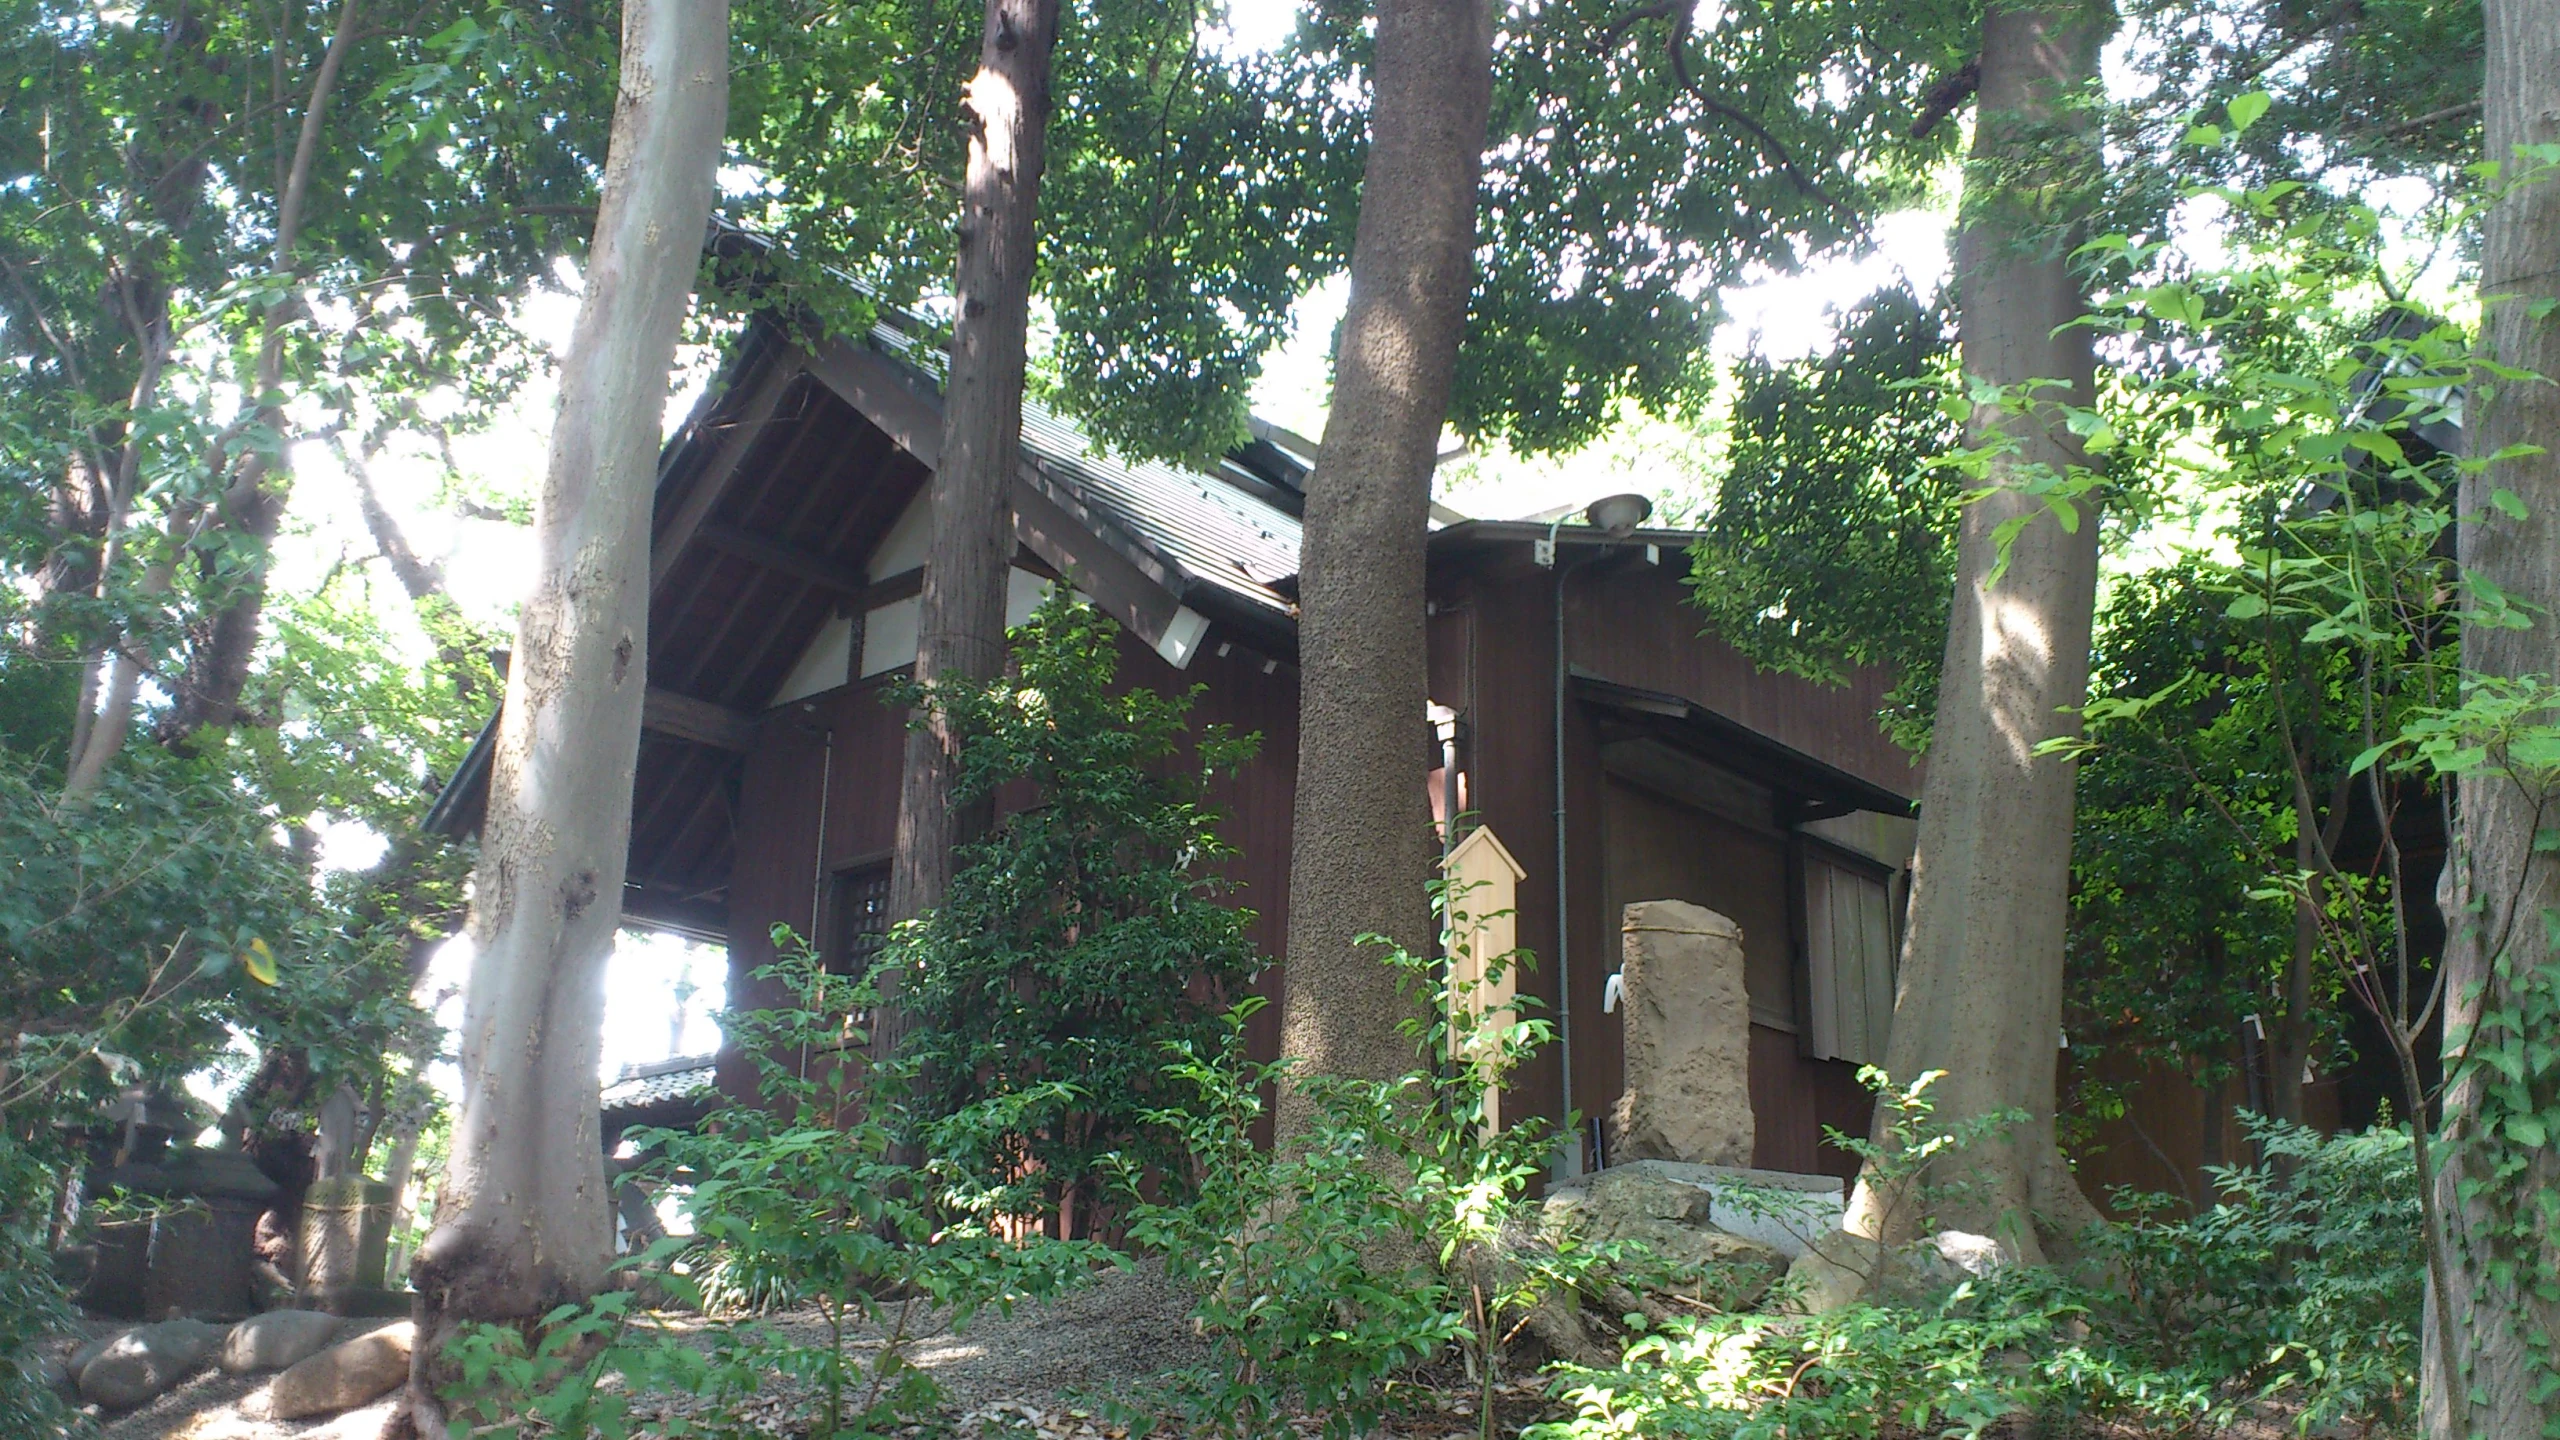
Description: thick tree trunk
1843,0,2110,1259
879,0,1059,1055
2427,2,2560,1430
1273,0,1493,1147
402,2,725,1423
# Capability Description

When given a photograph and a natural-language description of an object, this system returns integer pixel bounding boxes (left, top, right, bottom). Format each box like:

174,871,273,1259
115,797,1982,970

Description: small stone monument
78,1146,281,1321
1608,900,1754,1167
297,1085,401,1315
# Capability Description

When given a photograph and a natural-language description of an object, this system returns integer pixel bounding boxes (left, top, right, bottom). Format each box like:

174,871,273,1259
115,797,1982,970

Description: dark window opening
828,863,892,977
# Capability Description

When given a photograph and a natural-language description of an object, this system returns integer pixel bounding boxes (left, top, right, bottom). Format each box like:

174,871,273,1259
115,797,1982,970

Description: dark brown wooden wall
1564,553,1918,798
1427,549,1914,1181
715,629,1301,1102
714,536,1910,1180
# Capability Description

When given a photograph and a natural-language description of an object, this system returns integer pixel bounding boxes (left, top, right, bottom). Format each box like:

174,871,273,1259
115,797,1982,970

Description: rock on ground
1520,1164,1791,1366
222,1310,344,1374
268,1321,414,1421
1782,1228,2021,1314
1543,1164,1790,1305
80,1317,227,1410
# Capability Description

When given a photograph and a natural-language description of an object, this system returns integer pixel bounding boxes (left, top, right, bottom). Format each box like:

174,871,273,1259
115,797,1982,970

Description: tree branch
1909,61,1980,140
1604,3,1854,218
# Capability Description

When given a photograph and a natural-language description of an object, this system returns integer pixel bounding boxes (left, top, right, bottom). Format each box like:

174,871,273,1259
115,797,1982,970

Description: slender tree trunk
2427,3,2560,1430
879,0,1060,1054
1273,0,1493,1147
158,0,366,750
61,1,361,789
402,3,725,1424
1842,0,2111,1260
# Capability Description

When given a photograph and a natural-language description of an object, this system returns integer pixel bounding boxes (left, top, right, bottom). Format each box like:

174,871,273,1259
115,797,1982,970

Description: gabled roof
422,290,1833,942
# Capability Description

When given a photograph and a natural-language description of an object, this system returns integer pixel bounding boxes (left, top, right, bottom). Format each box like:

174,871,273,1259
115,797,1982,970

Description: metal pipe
1549,522,1605,1177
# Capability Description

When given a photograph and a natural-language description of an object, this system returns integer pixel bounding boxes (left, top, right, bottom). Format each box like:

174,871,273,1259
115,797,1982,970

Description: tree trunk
402,1,725,1423
1843,0,2110,1259
2427,1,2560,1429
1273,0,1493,1147
878,0,1060,1056
61,0,362,788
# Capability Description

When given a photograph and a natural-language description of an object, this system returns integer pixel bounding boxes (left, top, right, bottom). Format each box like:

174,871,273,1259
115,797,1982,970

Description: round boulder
268,1320,414,1421
77,1317,224,1410
222,1309,343,1374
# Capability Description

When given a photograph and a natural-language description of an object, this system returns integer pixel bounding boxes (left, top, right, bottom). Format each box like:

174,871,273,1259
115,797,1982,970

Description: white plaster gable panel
770,612,853,705
868,488,933,577
1007,566,1054,629
859,594,921,678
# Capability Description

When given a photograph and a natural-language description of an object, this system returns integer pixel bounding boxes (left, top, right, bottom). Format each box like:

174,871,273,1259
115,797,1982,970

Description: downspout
1545,521,1604,1177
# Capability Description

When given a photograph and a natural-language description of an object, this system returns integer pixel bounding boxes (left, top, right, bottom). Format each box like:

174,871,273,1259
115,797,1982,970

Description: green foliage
1685,285,1963,749
0,1132,76,1438
2088,1118,2425,1429
1538,1121,2424,1438
0,746,317,1118
633,940,1110,1438
1284,0,1976,455
438,1270,701,1440
1122,909,1594,1440
1809,1068,2034,1295
887,593,1263,1224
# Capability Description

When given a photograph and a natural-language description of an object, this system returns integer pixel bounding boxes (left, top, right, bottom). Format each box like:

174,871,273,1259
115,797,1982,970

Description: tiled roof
867,322,1304,626
1018,397,1303,620
601,1055,719,1114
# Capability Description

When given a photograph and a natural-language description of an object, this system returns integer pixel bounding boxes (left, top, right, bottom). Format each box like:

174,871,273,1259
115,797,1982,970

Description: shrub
885,593,1263,1228
644,940,1110,1434
1124,909,1604,1440
445,942,1112,1439
1533,1118,2425,1439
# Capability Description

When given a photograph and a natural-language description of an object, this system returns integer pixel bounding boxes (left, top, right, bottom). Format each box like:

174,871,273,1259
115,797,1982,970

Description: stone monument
1607,899,1754,1167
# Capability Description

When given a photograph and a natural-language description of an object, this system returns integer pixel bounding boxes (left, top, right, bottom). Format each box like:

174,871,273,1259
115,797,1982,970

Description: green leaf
2491,488,2530,521
2227,92,2272,133
2349,742,2396,776
2225,594,2269,620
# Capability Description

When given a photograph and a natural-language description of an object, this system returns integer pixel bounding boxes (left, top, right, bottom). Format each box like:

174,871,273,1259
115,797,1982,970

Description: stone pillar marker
1608,900,1754,1167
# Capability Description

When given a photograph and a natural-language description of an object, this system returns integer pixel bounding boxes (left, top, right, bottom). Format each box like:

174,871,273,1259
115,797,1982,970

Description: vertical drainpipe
1541,519,1600,1179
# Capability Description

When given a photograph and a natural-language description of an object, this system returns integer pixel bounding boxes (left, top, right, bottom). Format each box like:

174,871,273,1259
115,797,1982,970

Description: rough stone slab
1608,901,1753,1168
268,1320,413,1420
1550,1158,1846,1258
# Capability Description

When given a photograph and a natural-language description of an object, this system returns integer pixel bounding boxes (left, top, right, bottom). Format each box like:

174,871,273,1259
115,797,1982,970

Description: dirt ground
59,1266,2383,1440
75,1263,1208,1440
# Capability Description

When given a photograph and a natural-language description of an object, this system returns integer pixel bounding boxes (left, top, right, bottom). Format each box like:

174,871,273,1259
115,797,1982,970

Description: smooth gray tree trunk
880,0,1060,1059
403,1,725,1422
2428,0,2560,1429
1844,0,2111,1260
1274,0,1493,1146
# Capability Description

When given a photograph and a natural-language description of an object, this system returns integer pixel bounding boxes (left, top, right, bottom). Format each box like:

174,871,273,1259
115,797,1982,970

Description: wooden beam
643,687,757,752
802,337,1208,661
650,360,804,590
863,565,923,605
697,523,868,596
802,339,946,468
1010,471,1184,649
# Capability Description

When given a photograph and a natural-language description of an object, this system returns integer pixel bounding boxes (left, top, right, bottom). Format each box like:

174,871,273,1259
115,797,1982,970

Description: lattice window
829,864,893,977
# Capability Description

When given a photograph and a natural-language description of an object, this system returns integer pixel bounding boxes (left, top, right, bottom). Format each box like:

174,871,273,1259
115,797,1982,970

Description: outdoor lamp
1584,492,1652,539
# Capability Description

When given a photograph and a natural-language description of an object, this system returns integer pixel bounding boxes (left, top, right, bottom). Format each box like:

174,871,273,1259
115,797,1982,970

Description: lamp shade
1584,492,1653,538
